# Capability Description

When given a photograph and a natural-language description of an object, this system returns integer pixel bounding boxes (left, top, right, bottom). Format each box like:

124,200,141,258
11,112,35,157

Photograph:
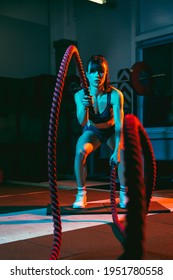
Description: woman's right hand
82,95,93,108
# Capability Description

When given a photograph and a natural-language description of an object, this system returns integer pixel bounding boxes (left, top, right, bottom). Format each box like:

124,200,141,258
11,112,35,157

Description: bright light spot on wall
89,0,107,4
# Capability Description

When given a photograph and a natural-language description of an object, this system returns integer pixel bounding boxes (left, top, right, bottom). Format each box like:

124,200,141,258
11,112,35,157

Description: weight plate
131,62,153,95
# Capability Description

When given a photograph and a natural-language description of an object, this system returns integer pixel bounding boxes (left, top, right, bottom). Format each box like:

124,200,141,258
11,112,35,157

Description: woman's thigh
106,134,124,161
76,130,101,155
106,133,115,150
107,133,124,151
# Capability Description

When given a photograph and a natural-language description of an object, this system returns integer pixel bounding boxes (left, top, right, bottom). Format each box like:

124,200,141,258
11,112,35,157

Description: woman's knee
76,140,94,157
75,146,88,164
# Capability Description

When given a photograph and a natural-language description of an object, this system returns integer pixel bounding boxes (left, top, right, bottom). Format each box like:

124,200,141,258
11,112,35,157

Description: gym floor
0,180,173,260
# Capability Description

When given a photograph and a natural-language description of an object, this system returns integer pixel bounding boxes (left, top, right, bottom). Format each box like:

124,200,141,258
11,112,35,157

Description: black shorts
83,124,115,143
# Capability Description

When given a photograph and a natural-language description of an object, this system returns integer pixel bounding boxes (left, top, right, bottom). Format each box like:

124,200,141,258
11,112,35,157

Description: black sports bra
89,93,113,124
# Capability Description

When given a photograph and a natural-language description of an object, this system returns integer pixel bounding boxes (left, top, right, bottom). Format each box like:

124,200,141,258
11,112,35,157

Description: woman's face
86,60,108,90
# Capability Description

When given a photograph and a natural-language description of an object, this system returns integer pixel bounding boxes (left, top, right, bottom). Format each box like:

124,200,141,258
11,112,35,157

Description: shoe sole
72,202,87,209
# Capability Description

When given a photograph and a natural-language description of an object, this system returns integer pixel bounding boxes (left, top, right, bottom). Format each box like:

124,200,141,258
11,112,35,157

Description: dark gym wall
0,0,172,183
0,0,51,181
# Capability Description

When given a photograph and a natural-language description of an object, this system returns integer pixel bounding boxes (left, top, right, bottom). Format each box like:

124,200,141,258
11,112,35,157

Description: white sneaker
73,193,87,208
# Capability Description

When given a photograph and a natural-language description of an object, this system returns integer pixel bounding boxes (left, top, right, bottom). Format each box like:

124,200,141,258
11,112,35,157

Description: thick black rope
109,114,156,259
48,45,89,260
110,163,126,246
123,114,147,259
139,123,156,211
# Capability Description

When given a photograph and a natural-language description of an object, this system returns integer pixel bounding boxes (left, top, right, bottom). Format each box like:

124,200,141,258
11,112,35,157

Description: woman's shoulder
74,88,85,102
75,88,84,95
110,86,123,96
110,86,124,104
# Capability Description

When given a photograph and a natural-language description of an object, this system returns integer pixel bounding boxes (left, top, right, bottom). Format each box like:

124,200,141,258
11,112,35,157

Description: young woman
73,55,127,208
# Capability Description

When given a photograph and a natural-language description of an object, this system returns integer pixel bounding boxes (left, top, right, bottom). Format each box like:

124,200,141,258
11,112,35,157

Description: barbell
66,61,166,96
111,61,166,95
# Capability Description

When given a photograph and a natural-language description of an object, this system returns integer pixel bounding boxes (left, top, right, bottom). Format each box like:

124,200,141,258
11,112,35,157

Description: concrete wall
0,0,50,78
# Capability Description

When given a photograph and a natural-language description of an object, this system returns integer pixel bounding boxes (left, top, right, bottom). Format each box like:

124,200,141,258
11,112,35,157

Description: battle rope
48,45,89,260
110,114,156,259
110,163,126,245
48,45,156,260
124,114,156,259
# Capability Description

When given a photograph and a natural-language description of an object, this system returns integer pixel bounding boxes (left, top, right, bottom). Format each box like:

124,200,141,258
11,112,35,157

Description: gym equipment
110,114,156,259
48,45,156,260
48,45,89,260
111,61,165,95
